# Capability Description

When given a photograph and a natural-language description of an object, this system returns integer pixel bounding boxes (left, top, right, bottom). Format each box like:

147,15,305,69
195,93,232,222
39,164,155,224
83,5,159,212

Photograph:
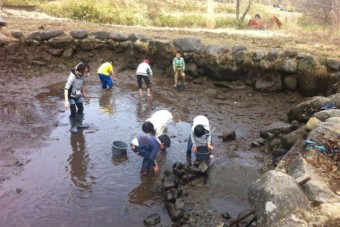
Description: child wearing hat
136,59,153,97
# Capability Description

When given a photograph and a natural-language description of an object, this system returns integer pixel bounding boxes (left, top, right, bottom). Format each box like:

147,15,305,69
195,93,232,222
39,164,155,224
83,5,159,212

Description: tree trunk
236,0,240,20
240,0,252,22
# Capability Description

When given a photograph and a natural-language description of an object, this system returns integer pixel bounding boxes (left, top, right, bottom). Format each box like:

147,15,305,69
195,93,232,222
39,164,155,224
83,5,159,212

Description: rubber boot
69,117,78,134
76,113,89,129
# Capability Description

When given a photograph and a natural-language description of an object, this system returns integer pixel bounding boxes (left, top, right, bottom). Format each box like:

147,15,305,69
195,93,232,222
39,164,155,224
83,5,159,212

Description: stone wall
1,29,340,96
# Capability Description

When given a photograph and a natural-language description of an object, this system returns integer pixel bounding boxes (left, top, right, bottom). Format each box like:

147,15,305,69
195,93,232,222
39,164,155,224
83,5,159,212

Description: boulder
89,31,109,40
313,109,340,121
108,32,129,42
307,121,340,145
326,58,340,71
252,50,266,61
297,56,314,71
40,30,64,40
205,44,230,56
129,33,149,42
70,30,88,39
281,126,308,150
283,74,298,91
173,38,205,53
206,157,261,198
48,36,73,48
248,170,311,227
288,156,340,203
266,48,279,61
11,30,24,39
260,121,292,138
305,117,321,131
185,62,198,77
282,50,297,58
222,129,236,141
287,96,332,122
254,72,282,93
231,44,247,53
245,70,261,86
282,59,297,73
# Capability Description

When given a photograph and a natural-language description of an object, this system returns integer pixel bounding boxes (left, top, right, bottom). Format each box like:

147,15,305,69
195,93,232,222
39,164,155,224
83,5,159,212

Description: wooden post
228,210,256,226
296,176,311,186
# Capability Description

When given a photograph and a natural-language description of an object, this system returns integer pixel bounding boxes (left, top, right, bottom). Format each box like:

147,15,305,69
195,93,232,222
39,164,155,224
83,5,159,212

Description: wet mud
0,68,306,226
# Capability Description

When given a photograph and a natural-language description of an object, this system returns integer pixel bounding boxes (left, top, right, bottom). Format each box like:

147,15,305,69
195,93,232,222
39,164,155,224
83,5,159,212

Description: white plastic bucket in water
112,141,128,156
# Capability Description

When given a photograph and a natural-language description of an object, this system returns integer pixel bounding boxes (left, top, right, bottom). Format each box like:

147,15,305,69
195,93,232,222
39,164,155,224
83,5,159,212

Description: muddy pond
0,71,305,226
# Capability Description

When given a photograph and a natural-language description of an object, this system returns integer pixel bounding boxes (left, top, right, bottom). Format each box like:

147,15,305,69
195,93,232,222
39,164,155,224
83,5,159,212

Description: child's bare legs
181,72,186,83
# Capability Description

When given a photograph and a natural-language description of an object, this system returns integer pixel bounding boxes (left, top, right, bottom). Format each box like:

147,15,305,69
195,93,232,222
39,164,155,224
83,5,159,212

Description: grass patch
2,0,48,5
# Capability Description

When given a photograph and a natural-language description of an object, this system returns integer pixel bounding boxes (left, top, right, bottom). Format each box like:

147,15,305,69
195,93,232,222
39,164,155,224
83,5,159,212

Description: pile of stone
248,94,340,226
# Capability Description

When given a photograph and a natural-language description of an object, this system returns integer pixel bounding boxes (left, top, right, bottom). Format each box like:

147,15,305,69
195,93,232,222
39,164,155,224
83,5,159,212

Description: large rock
248,170,311,227
108,32,129,42
283,74,298,90
288,156,340,203
203,62,240,81
206,157,261,198
297,56,314,71
40,30,64,40
129,33,149,42
287,96,332,122
329,93,340,107
173,38,205,53
307,121,340,145
280,126,308,150
11,30,24,39
205,44,231,56
282,59,297,73
254,72,282,92
70,30,88,39
48,36,74,48
313,109,340,121
260,121,293,138
184,62,198,77
89,31,109,40
326,58,340,71
266,48,279,61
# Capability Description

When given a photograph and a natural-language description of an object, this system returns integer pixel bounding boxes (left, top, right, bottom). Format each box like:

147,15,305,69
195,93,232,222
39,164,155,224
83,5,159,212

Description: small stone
222,212,232,219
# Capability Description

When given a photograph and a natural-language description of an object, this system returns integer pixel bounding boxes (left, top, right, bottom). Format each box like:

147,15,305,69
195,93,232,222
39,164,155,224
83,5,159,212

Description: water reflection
136,98,152,120
128,175,163,206
112,154,129,165
68,131,94,190
99,90,115,115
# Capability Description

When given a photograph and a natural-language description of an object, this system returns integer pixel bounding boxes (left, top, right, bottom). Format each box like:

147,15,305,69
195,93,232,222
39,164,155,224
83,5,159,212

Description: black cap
158,134,171,148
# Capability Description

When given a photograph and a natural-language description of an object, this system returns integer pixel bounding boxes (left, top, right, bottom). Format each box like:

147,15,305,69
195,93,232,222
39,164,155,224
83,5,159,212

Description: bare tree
236,0,253,27
303,0,340,25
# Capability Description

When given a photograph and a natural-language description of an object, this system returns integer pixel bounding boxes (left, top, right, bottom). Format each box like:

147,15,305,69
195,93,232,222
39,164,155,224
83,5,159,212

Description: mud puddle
0,73,303,226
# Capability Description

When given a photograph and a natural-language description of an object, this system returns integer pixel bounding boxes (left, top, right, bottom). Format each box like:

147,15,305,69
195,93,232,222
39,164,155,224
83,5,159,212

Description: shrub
215,17,239,28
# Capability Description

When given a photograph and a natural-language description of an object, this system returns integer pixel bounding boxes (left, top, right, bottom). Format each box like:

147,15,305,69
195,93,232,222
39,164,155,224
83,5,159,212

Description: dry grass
1,0,340,53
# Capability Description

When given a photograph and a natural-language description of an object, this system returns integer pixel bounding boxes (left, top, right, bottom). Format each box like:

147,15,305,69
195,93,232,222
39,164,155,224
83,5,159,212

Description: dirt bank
1,8,340,58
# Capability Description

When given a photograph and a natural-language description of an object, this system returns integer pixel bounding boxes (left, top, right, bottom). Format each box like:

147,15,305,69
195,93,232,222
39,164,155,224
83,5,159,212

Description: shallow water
0,74,300,226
